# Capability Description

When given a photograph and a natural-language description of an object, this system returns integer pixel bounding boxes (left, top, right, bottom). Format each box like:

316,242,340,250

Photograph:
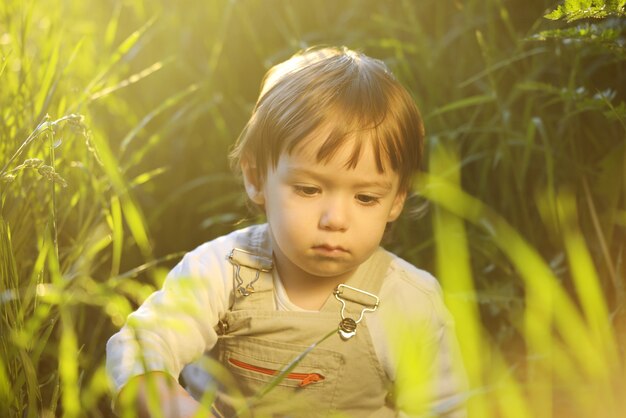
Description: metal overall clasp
227,248,273,296
333,284,380,341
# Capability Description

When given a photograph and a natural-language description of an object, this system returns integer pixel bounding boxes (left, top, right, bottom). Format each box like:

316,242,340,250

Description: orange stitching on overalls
228,357,325,387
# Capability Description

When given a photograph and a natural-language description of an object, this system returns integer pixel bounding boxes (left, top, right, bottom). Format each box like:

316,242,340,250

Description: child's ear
387,190,407,222
241,159,265,205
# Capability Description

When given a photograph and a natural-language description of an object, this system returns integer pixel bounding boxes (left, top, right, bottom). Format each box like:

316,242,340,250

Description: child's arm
116,371,213,418
107,241,232,415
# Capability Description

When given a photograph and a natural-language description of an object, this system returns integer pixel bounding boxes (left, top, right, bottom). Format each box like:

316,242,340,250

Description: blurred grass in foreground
1,0,625,416
424,142,624,417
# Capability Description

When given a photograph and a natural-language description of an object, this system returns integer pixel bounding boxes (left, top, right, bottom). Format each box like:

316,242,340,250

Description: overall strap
321,248,392,313
321,248,393,340
226,224,274,310
347,248,393,296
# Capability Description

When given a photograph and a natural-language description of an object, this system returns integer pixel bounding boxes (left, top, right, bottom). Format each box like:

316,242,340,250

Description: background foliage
1,0,624,416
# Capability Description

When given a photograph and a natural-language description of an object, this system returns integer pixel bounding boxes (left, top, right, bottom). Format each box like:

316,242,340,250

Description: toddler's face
248,134,406,285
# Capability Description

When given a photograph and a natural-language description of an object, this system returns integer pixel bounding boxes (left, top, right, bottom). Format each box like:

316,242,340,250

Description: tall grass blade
109,196,123,278
416,174,607,416
427,94,495,119
119,83,199,154
556,189,618,367
76,16,158,108
87,130,153,260
59,310,80,418
0,357,14,413
89,60,170,102
428,140,487,417
34,35,60,119
0,217,19,415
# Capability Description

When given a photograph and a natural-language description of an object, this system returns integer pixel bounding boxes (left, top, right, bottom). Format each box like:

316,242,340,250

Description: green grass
1,0,624,416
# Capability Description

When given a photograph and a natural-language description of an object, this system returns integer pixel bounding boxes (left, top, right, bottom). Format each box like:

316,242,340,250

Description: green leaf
77,16,158,107
427,94,496,119
34,36,61,119
119,83,199,153
545,0,626,21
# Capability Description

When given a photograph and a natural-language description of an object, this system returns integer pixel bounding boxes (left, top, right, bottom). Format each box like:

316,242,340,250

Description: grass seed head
23,158,44,168
37,165,68,188
2,174,16,183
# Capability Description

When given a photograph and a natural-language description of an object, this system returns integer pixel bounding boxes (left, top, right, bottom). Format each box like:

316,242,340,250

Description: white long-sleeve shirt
106,226,467,416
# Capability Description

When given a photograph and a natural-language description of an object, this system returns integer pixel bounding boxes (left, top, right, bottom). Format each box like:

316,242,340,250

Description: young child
106,46,466,417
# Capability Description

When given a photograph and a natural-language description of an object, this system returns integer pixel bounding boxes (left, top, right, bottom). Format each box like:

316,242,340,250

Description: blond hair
229,46,424,193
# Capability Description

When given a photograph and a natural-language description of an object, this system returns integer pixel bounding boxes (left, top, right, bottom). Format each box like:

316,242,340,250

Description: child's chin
303,259,356,277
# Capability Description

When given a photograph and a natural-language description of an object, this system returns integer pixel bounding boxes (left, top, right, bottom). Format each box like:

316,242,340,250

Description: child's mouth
312,244,349,255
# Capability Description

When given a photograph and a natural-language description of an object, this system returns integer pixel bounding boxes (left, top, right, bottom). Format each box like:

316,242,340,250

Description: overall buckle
333,284,380,340
227,248,273,296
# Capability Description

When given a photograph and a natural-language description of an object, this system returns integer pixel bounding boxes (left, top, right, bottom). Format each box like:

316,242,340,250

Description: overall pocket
214,336,343,417
228,357,325,388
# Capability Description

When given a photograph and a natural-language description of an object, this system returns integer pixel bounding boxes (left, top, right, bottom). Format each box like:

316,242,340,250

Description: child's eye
356,194,380,205
293,185,320,196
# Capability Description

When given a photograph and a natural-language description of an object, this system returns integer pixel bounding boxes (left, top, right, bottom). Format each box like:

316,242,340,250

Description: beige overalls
187,225,397,417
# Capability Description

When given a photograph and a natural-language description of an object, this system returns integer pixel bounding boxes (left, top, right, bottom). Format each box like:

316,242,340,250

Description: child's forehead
286,125,390,172
289,124,338,157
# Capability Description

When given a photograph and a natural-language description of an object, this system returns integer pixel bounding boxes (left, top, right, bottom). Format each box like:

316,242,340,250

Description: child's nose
319,198,349,231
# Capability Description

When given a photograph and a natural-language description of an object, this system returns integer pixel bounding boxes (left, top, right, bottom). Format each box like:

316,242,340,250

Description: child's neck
281,275,344,311
274,259,355,311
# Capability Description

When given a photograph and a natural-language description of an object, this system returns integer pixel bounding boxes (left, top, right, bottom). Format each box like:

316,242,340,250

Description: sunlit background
1,0,625,417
